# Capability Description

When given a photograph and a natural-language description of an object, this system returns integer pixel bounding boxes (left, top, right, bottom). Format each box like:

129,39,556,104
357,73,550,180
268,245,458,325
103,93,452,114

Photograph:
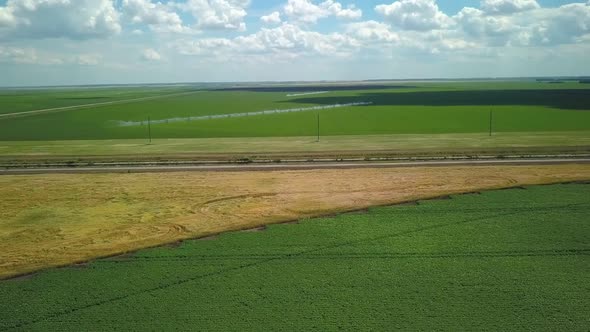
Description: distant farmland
0,81,589,141
0,86,195,115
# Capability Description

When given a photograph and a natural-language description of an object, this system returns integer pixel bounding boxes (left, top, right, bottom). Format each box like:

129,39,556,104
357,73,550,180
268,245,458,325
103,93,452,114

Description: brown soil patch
240,226,267,233
198,235,219,241
282,220,300,225
164,241,184,248
7,273,36,282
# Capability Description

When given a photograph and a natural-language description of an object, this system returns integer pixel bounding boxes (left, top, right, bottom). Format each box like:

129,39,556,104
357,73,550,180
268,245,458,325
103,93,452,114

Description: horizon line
1,75,589,89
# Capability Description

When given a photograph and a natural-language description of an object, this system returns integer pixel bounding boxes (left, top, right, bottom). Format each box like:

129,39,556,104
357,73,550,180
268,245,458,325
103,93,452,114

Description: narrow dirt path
2,158,590,175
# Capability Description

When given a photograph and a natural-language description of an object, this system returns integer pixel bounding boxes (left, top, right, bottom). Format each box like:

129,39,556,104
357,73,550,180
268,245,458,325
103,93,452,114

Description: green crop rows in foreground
0,82,590,141
1,183,589,331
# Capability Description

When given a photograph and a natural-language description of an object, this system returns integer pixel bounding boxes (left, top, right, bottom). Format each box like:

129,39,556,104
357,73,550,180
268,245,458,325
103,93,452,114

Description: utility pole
316,112,320,142
148,116,152,144
489,109,493,137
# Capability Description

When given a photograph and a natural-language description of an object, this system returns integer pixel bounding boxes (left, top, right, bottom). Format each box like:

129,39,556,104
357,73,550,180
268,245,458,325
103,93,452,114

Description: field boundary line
109,248,590,262
0,90,202,119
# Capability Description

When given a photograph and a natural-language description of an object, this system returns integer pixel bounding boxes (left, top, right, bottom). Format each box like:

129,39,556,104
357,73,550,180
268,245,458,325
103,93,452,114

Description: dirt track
2,158,590,175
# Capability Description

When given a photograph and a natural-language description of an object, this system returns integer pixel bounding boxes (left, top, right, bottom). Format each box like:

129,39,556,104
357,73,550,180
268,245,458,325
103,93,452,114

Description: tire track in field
201,193,278,205
279,202,589,258
2,202,587,331
105,248,590,262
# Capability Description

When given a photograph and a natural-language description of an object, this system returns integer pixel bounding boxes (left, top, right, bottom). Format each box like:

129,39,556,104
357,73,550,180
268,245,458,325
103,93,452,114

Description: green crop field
1,183,588,331
0,86,195,115
0,81,590,142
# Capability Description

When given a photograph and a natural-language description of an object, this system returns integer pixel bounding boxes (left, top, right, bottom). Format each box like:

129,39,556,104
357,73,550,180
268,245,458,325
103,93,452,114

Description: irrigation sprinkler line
286,91,330,97
116,102,373,127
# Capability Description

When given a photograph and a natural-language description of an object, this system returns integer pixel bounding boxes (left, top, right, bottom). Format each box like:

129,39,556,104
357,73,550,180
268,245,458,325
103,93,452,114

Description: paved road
2,158,590,175
0,90,201,119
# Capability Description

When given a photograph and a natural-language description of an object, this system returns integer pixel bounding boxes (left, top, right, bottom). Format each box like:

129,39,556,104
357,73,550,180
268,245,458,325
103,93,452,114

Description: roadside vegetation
1,132,589,164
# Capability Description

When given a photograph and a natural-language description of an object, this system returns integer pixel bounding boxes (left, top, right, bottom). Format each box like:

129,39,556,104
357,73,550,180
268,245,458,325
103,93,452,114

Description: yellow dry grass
1,164,589,279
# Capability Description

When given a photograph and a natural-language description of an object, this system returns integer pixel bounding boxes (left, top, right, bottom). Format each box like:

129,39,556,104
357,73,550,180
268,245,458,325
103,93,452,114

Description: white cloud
0,6,16,27
345,21,399,42
0,46,64,65
419,30,479,53
174,38,233,57
322,0,363,19
142,48,162,61
261,11,282,25
521,3,590,46
123,0,192,33
481,0,540,15
455,2,590,47
284,0,326,24
2,0,590,85
0,46,39,64
376,0,453,31
455,7,517,41
76,54,102,65
174,23,359,60
0,0,120,40
175,0,250,31
244,23,359,56
284,0,362,25
0,46,100,65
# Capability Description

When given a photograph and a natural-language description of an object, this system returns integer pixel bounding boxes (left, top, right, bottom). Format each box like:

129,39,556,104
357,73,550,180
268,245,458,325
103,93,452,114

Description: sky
0,0,589,86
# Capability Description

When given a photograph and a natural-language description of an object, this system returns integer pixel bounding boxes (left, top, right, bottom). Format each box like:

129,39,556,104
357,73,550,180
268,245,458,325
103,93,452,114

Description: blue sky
0,0,589,86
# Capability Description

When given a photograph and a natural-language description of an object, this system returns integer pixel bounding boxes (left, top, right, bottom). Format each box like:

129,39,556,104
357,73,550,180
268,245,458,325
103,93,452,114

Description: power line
316,112,320,142
489,109,493,137
148,116,152,144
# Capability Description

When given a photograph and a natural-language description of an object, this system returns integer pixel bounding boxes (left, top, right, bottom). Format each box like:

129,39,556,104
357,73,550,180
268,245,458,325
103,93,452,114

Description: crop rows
1,184,588,331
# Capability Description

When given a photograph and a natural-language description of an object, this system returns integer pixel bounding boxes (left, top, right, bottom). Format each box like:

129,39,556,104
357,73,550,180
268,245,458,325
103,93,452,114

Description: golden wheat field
1,164,589,279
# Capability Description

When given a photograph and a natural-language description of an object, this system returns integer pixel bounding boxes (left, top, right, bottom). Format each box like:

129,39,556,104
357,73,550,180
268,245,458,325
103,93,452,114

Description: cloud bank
0,0,588,85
